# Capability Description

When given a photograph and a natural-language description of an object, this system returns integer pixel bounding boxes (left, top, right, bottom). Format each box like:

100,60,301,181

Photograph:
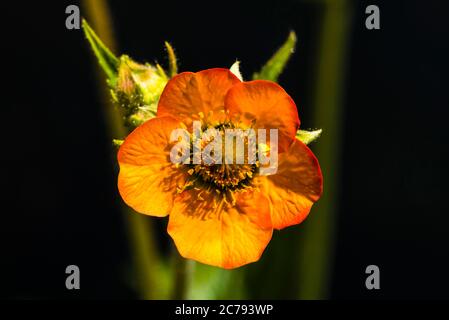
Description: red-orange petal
167,190,273,269
225,80,300,153
117,116,187,216
262,139,322,229
157,68,241,129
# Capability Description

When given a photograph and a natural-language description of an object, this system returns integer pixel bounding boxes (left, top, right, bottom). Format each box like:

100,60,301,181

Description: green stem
125,211,164,299
81,0,161,299
171,251,190,299
297,0,353,299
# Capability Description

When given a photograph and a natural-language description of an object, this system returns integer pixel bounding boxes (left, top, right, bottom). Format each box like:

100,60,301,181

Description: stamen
177,119,259,204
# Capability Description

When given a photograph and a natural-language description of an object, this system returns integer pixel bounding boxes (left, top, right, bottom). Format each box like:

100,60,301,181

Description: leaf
230,60,243,81
82,19,119,85
164,41,178,78
296,129,322,145
253,31,297,82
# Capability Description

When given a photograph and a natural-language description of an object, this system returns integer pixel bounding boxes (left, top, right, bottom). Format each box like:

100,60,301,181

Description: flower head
117,68,322,269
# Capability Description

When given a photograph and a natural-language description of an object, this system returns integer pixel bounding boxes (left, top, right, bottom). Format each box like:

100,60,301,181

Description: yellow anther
228,191,236,206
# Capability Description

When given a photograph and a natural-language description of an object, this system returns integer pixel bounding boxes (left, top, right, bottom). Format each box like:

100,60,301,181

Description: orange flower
117,68,322,269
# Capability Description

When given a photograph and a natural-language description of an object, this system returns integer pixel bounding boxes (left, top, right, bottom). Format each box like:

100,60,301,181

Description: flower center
176,118,259,203
194,163,255,191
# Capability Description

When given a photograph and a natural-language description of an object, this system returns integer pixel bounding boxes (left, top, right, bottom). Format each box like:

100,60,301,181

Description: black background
1,0,448,299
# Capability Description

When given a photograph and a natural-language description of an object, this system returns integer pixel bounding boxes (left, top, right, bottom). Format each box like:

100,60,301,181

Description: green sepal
82,19,119,86
164,42,178,78
253,31,297,82
113,139,124,147
296,129,322,145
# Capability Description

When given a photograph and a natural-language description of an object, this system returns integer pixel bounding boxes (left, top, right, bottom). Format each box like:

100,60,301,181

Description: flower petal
262,139,322,229
168,190,272,269
117,116,187,216
225,80,300,152
157,68,241,128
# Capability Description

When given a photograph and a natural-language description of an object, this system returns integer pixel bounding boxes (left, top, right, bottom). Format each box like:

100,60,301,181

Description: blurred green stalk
81,0,164,299
171,251,189,299
297,0,353,299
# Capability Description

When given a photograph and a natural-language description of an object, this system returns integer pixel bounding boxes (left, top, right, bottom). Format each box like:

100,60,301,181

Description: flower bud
114,55,169,128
